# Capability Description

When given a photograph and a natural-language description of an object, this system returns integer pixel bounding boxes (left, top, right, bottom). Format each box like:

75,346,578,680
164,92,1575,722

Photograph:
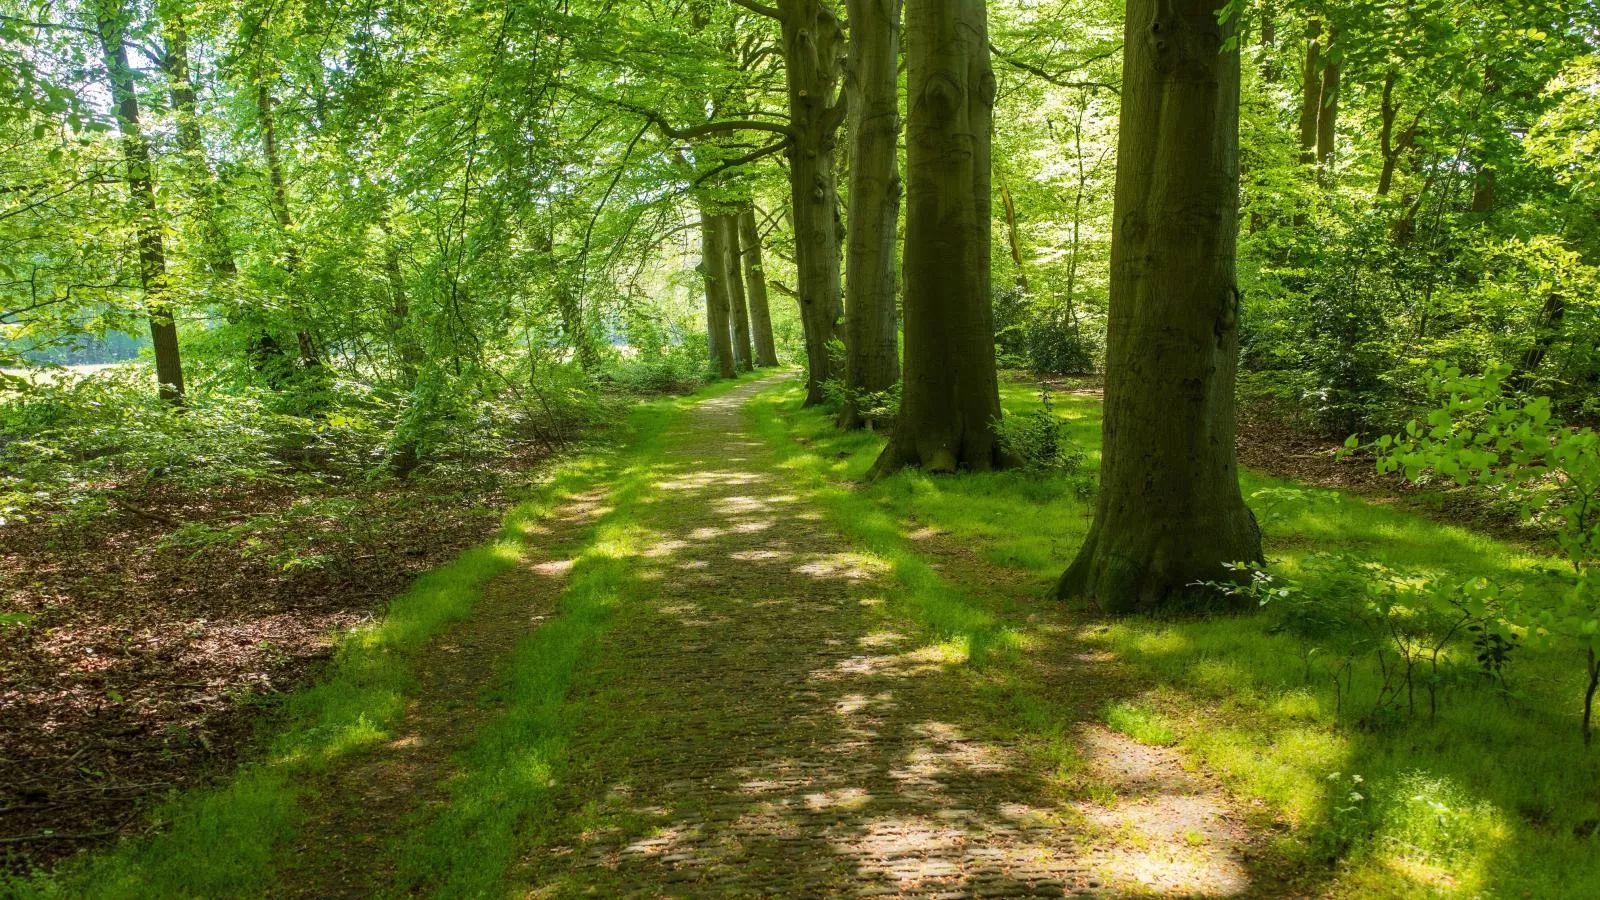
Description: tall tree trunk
1056,0,1262,613
1315,30,1341,185
869,0,1009,476
721,215,755,371
256,80,319,365
95,1,184,404
1511,292,1567,391
841,0,903,429
1258,0,1279,81
1297,18,1322,165
1377,70,1401,198
700,211,737,380
379,214,421,388
737,206,780,367
777,0,848,406
159,5,234,278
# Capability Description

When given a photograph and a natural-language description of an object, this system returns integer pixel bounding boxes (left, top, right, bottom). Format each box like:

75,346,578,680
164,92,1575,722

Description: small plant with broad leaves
1354,361,1600,744
994,387,1091,496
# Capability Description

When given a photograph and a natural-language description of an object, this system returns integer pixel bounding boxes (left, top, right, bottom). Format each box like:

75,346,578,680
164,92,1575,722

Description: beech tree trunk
700,211,737,379
721,215,755,371
738,206,780,367
841,0,903,429
778,0,848,405
869,0,1009,476
1056,0,1262,613
160,6,234,279
95,1,184,404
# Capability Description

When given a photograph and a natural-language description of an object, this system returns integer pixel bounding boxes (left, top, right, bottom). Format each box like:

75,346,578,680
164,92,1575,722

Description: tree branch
989,42,1121,94
726,0,782,20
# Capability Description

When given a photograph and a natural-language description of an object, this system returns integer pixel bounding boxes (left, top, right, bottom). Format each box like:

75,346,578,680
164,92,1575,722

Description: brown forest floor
0,454,544,873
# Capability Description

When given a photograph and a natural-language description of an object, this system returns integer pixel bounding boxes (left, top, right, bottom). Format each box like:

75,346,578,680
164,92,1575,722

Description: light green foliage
1363,362,1600,742
993,387,1091,489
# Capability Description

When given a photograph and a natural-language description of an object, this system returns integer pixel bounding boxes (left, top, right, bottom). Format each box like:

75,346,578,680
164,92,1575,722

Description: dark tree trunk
721,215,755,371
869,0,1009,476
700,211,737,380
1056,0,1262,613
841,0,903,429
1377,70,1402,198
95,1,184,404
737,206,780,367
1511,292,1567,391
778,0,848,405
999,182,1027,291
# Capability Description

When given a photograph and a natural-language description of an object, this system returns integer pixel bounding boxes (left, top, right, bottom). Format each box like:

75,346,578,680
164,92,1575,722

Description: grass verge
747,376,1600,899
2,376,758,900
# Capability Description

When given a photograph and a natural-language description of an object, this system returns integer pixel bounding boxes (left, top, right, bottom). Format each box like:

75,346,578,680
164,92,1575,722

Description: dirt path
274,377,1270,897
516,379,1264,897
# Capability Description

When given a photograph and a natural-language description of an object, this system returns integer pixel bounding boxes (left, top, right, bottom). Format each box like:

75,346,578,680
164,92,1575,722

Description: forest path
514,378,1266,897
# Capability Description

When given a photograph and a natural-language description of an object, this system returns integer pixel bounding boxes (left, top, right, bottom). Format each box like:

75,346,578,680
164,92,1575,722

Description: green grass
1100,700,1178,746
2,375,760,900
745,376,1600,899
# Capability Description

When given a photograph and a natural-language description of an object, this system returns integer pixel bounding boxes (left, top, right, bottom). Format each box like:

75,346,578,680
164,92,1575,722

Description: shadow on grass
749,377,1598,898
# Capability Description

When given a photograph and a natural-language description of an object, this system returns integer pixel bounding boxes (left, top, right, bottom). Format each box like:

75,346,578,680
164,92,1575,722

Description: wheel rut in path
274,488,612,899
523,378,1261,897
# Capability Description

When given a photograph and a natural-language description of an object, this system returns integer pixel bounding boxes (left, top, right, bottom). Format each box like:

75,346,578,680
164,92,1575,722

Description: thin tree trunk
95,1,184,404
778,0,848,406
1297,18,1322,165
1315,31,1341,184
379,215,421,388
870,0,1009,476
722,215,755,371
700,211,737,379
999,181,1027,292
256,80,319,365
1377,70,1401,198
1511,292,1567,391
159,5,233,278
738,206,780,367
842,0,903,429
1056,0,1262,613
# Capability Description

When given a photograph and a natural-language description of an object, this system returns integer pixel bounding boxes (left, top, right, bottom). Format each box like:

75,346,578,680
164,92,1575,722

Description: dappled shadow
521,383,1257,897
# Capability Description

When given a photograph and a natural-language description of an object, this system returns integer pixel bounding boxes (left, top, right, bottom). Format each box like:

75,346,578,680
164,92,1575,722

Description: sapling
1359,362,1600,744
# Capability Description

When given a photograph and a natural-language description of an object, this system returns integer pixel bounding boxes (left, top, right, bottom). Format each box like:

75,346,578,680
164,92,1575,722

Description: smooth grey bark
841,0,903,429
1056,0,1262,613
95,1,184,403
159,5,234,279
700,211,737,380
737,206,780,367
721,215,755,371
869,0,1009,476
256,79,320,365
777,0,848,405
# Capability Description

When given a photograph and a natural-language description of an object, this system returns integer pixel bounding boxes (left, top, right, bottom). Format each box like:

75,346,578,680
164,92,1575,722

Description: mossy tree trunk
1055,0,1262,614
869,0,1009,476
95,0,185,404
737,205,780,367
721,215,755,371
777,0,848,405
700,211,737,380
841,0,903,429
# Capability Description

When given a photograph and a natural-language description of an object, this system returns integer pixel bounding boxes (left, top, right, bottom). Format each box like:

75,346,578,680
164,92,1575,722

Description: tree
93,0,185,404
737,205,781,366
1055,0,1262,613
700,210,738,379
721,214,756,370
869,0,1009,476
840,0,903,429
